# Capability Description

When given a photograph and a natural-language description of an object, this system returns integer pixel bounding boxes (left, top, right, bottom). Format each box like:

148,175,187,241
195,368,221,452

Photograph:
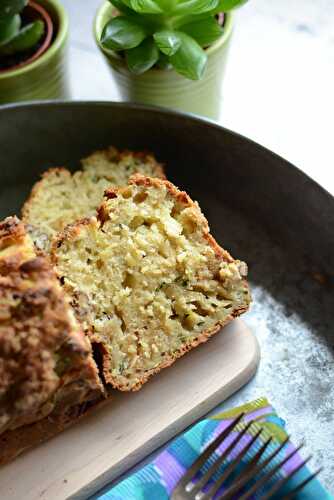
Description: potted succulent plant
94,0,248,118
0,0,69,104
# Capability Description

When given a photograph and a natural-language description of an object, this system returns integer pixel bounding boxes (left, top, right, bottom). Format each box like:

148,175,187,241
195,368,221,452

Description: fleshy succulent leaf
0,0,27,19
179,16,223,46
101,0,248,80
170,32,207,80
173,0,219,16
118,0,134,7
108,0,136,16
215,0,248,11
126,37,159,73
154,30,181,56
0,13,20,45
0,20,44,56
129,0,163,14
101,16,147,50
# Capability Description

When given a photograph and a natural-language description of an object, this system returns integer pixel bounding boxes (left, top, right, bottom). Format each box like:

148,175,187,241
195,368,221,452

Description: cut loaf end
0,216,104,437
22,147,165,252
52,175,251,391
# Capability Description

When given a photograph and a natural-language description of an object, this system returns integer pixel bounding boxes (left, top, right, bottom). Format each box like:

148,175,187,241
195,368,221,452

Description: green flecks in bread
52,175,251,391
22,147,165,252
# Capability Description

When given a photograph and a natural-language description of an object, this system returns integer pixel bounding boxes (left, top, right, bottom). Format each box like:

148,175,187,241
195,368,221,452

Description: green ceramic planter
0,0,69,104
94,2,233,120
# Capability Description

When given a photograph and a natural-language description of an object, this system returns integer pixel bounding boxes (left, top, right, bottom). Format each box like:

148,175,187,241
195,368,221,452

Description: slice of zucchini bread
51,175,251,391
0,216,104,438
22,147,165,252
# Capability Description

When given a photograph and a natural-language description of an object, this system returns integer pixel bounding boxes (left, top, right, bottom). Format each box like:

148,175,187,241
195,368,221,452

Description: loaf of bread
0,398,107,466
52,175,251,391
0,217,104,448
22,147,165,252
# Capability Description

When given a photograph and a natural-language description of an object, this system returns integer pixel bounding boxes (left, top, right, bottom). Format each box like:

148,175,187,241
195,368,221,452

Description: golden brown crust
0,398,108,466
21,168,70,224
0,216,26,249
52,175,250,392
106,174,234,264
22,149,165,254
0,217,104,436
22,148,166,227
103,176,250,390
0,216,36,274
81,146,166,181
105,173,188,201
51,217,98,254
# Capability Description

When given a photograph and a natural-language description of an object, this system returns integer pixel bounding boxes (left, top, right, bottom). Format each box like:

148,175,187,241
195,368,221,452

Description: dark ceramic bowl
0,101,333,490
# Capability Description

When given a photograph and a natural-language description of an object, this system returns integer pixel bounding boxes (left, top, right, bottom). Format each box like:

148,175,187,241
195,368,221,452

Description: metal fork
171,413,321,500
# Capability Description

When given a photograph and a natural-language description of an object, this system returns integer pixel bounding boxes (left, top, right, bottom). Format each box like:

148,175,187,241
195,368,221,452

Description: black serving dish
0,101,333,490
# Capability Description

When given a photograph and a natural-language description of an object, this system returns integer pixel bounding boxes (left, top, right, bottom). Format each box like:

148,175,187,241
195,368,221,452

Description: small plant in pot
0,0,48,71
0,0,69,104
95,0,248,119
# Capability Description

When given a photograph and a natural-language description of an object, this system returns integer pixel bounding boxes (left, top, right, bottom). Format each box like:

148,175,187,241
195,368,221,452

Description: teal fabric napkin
96,397,332,499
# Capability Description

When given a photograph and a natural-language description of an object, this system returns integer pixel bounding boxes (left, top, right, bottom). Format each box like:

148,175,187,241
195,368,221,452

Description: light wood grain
0,319,260,500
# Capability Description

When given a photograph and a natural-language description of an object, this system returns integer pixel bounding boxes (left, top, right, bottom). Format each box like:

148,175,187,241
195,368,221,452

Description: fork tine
239,435,274,473
236,443,305,500
281,468,323,499
217,437,290,499
175,413,245,490
204,428,263,499
260,457,312,499
190,420,254,496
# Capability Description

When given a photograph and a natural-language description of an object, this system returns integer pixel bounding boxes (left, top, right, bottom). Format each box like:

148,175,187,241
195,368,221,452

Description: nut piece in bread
0,217,104,438
22,147,165,252
52,175,251,391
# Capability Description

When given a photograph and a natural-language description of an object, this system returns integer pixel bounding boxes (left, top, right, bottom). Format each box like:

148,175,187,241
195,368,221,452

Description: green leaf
118,0,134,8
101,17,147,50
109,0,162,29
0,14,20,45
129,0,163,14
0,20,44,56
126,37,159,74
120,0,163,12
217,0,248,10
154,30,181,56
170,32,207,80
108,0,135,15
173,0,219,15
154,0,173,12
0,0,27,19
179,16,222,46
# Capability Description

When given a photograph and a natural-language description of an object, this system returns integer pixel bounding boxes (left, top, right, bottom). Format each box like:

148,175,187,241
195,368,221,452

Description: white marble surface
62,0,334,195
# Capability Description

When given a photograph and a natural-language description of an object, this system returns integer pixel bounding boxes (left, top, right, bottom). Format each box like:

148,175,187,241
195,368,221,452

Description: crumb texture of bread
52,175,251,391
0,217,103,437
21,147,165,252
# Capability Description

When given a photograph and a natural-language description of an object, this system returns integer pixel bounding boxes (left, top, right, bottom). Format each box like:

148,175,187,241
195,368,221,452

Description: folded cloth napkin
96,397,332,499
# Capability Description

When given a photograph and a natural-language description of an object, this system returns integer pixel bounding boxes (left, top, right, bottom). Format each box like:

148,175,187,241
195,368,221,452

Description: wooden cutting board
0,319,260,500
